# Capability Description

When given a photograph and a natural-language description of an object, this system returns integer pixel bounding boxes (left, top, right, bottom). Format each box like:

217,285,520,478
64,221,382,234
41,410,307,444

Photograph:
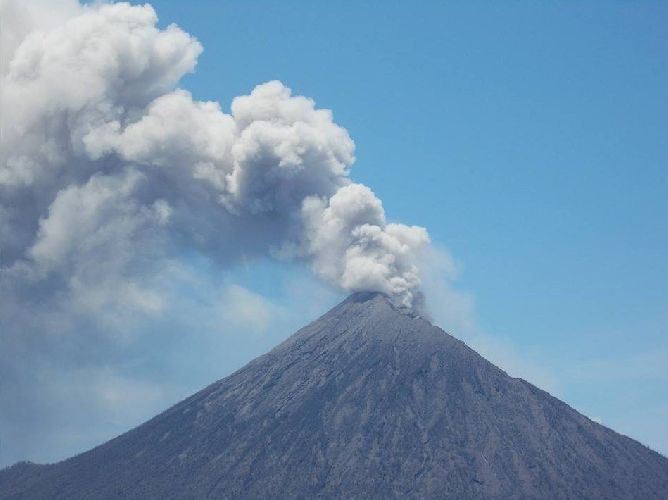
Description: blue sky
140,0,667,453
0,0,665,467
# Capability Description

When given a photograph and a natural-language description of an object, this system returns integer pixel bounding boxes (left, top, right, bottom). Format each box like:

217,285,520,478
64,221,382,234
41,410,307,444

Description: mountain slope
1,292,667,499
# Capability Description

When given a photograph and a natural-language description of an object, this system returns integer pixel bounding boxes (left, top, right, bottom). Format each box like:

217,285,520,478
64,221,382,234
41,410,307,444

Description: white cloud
217,285,280,334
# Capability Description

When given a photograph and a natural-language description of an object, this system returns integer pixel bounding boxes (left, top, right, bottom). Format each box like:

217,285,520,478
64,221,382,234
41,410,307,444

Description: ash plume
0,0,433,465
0,0,429,311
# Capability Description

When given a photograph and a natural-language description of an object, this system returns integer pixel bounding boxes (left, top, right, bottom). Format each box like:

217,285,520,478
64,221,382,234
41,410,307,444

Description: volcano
1,292,667,499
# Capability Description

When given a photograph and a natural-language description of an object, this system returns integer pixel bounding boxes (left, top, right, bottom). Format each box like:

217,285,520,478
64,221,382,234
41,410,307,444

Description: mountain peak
340,289,428,318
268,291,453,365
2,294,667,499
341,290,421,316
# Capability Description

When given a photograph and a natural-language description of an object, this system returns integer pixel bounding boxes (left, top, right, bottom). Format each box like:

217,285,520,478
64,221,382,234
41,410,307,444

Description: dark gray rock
1,292,667,499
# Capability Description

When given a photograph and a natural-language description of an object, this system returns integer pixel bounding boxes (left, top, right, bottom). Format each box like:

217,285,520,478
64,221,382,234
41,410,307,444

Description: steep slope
1,292,667,499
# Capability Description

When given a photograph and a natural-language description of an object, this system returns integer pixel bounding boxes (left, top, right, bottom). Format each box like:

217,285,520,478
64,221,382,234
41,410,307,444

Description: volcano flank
1,292,667,499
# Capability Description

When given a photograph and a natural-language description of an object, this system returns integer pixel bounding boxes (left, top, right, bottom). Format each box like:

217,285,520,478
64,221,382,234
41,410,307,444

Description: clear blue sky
87,0,668,457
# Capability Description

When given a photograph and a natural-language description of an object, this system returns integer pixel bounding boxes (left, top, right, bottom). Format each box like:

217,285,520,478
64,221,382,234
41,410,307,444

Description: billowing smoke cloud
0,0,429,311
0,0,431,465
